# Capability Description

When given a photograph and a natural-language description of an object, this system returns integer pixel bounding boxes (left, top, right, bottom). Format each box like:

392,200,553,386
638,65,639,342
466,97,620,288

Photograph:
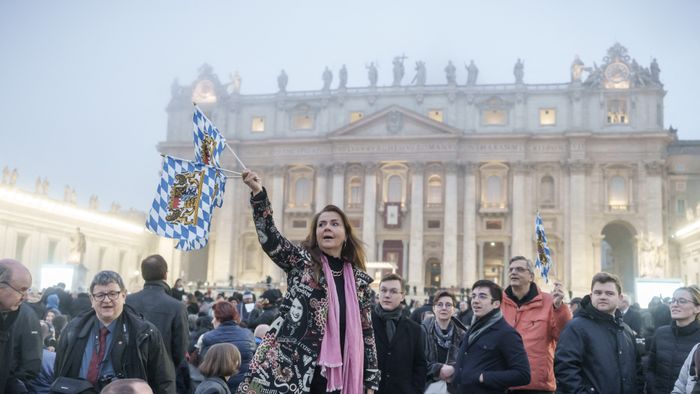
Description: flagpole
159,154,242,175
225,142,247,170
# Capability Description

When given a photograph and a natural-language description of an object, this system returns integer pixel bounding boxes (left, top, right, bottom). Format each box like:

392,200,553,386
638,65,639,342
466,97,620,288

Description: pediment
328,105,461,139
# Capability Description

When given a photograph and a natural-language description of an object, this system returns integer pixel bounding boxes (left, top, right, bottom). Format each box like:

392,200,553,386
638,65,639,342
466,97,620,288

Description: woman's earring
343,239,347,249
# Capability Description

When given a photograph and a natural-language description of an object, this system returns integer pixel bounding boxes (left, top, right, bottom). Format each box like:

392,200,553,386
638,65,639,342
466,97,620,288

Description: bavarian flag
146,156,220,251
193,105,226,168
535,211,552,283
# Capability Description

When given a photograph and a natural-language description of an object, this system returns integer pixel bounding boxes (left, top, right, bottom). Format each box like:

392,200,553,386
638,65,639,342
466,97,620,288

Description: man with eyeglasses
554,272,643,394
0,258,42,393
54,270,175,393
500,256,571,394
453,280,530,393
371,273,426,393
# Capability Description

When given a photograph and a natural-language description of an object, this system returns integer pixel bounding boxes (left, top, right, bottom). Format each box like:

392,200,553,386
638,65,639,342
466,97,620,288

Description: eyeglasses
0,281,29,297
435,302,454,309
670,298,697,306
92,291,122,302
471,293,492,301
379,288,402,295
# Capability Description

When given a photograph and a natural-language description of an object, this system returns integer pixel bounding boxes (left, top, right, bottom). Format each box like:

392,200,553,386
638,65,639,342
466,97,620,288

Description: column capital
459,161,479,174
444,162,459,173
564,160,590,174
332,162,345,175
315,163,330,175
644,160,665,176
411,162,426,174
363,162,379,174
272,165,286,177
511,161,532,174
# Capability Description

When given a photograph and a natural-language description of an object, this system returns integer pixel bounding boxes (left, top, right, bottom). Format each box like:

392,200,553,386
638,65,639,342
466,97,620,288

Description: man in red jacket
500,256,571,394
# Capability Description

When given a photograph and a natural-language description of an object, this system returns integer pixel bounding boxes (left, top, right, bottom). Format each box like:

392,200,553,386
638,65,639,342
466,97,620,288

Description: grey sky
1,1,699,212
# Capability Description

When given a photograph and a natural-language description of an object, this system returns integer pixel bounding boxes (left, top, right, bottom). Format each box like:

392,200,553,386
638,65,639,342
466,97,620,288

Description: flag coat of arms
193,106,226,168
146,156,220,250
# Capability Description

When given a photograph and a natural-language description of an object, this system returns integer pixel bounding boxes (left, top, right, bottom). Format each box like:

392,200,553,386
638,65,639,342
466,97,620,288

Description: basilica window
428,109,444,123
294,178,312,208
483,109,507,125
479,162,509,210
426,175,443,207
251,116,265,132
608,176,628,210
387,175,402,203
350,111,364,123
607,99,629,124
539,108,556,126
293,114,314,130
348,176,362,209
539,175,555,208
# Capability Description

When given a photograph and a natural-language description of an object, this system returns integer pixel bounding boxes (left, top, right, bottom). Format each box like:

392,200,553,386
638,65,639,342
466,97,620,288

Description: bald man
0,259,42,393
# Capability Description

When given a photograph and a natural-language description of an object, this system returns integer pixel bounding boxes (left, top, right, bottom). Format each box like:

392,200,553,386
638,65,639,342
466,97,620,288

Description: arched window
387,175,402,203
609,176,627,207
487,175,502,203
427,175,442,206
294,177,312,207
348,177,362,207
540,175,554,205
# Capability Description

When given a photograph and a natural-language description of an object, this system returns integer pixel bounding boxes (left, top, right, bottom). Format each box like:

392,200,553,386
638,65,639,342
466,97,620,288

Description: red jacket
501,286,572,391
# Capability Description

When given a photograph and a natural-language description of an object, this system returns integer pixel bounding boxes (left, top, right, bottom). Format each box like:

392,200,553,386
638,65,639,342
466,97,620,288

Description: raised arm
242,170,308,272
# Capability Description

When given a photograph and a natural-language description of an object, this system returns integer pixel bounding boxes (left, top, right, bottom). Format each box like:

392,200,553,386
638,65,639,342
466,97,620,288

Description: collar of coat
143,280,172,295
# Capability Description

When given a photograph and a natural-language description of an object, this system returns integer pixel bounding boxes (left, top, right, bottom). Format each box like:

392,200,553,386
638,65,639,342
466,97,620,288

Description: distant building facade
160,44,698,297
0,178,170,292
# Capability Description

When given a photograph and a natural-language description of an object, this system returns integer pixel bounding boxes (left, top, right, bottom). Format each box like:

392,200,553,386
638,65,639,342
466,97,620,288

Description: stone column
567,160,589,295
477,242,484,279
362,162,378,261
644,160,666,275
462,162,477,288
315,164,328,210
331,162,345,208
442,163,458,288
211,180,235,284
401,239,408,277
511,162,528,258
409,163,425,291
268,165,285,282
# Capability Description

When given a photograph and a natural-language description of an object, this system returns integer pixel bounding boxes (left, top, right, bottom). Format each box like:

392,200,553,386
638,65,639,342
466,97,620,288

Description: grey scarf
467,309,502,346
374,303,403,342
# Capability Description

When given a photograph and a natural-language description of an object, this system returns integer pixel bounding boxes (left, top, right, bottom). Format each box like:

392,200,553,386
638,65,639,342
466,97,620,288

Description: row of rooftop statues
276,56,483,92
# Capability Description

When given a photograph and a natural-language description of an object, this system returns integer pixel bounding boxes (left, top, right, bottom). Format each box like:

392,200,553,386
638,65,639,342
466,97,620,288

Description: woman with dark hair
238,170,379,394
422,290,466,393
172,278,186,302
197,301,256,393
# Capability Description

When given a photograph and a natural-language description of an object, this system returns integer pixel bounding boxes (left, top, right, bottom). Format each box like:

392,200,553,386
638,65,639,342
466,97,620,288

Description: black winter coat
554,295,643,394
54,305,176,394
0,303,42,393
421,316,466,393
126,280,189,366
453,315,530,393
372,310,427,394
646,320,700,394
246,305,279,330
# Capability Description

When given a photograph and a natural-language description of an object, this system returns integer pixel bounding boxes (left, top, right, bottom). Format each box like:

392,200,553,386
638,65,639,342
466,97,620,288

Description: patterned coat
237,190,380,394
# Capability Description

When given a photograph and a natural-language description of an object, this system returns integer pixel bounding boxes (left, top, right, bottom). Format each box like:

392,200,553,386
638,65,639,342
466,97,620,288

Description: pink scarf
317,255,364,393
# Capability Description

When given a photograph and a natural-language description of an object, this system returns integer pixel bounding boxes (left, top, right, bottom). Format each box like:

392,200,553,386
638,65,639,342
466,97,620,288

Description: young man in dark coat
453,280,530,393
371,274,426,393
554,272,644,394
126,255,190,393
54,270,175,393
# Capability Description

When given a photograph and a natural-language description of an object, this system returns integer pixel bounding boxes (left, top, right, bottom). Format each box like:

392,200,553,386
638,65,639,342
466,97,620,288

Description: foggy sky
1,0,699,212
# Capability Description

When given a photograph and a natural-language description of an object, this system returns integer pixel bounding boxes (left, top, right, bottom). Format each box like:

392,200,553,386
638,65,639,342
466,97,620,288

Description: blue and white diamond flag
193,105,226,168
535,211,553,283
146,156,221,251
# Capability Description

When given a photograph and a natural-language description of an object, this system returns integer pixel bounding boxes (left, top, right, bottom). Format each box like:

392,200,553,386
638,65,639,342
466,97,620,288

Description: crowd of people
0,169,699,393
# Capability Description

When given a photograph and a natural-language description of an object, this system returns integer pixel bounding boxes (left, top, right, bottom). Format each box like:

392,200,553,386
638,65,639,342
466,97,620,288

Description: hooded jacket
646,320,700,394
554,295,643,394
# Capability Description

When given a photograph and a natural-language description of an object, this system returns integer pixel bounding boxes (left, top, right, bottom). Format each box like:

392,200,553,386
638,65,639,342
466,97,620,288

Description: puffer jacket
672,343,699,394
647,320,700,394
554,295,643,394
501,284,571,391
200,321,256,393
